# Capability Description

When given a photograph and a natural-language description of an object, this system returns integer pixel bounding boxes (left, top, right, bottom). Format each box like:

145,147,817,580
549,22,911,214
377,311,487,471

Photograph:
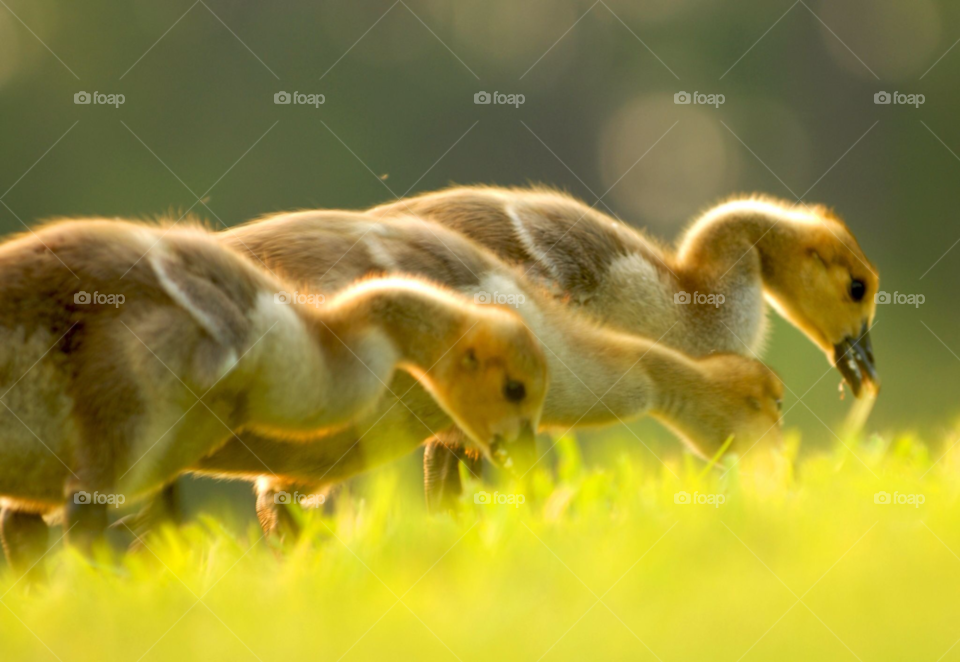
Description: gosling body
187,211,783,535
371,186,879,395
0,218,548,570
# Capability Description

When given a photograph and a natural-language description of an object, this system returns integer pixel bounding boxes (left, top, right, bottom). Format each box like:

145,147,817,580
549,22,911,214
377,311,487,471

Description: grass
2,431,960,662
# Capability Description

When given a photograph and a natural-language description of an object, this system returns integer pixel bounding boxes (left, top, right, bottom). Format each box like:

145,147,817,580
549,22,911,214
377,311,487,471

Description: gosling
371,187,879,397
186,210,783,535
0,219,547,573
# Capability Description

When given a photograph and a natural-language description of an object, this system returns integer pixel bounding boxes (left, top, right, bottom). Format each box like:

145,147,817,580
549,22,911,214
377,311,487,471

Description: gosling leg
256,486,301,543
65,491,108,556
116,482,183,549
0,509,49,582
424,429,482,513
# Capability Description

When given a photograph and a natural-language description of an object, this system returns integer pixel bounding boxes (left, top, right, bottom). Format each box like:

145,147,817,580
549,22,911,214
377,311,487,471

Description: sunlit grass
3,431,960,661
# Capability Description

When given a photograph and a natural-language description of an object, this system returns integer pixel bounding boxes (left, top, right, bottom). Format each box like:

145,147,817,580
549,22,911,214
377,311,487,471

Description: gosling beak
833,323,879,398
488,419,537,476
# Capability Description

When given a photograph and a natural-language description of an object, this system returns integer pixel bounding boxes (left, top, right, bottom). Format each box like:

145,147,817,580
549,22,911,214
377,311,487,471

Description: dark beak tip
834,333,879,399
848,377,863,398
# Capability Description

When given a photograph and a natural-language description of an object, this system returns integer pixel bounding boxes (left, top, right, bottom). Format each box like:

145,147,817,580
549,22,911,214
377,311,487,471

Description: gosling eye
850,279,866,302
461,349,479,370
503,379,526,403
776,398,783,412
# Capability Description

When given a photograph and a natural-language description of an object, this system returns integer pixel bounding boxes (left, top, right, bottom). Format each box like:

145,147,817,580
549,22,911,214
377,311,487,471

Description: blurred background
0,0,958,513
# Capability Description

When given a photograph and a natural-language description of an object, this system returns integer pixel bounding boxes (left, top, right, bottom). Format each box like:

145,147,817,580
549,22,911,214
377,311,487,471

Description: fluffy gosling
0,219,547,573
186,210,783,534
371,187,879,397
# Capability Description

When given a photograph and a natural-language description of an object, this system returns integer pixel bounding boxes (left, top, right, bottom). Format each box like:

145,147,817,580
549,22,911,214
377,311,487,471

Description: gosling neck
676,203,794,296
596,331,718,447
321,280,471,377
640,347,707,425
534,303,675,426
671,204,805,354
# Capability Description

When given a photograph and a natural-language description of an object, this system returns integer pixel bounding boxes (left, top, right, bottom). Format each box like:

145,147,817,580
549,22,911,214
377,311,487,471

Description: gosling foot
0,509,49,584
65,491,109,558
256,488,301,544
